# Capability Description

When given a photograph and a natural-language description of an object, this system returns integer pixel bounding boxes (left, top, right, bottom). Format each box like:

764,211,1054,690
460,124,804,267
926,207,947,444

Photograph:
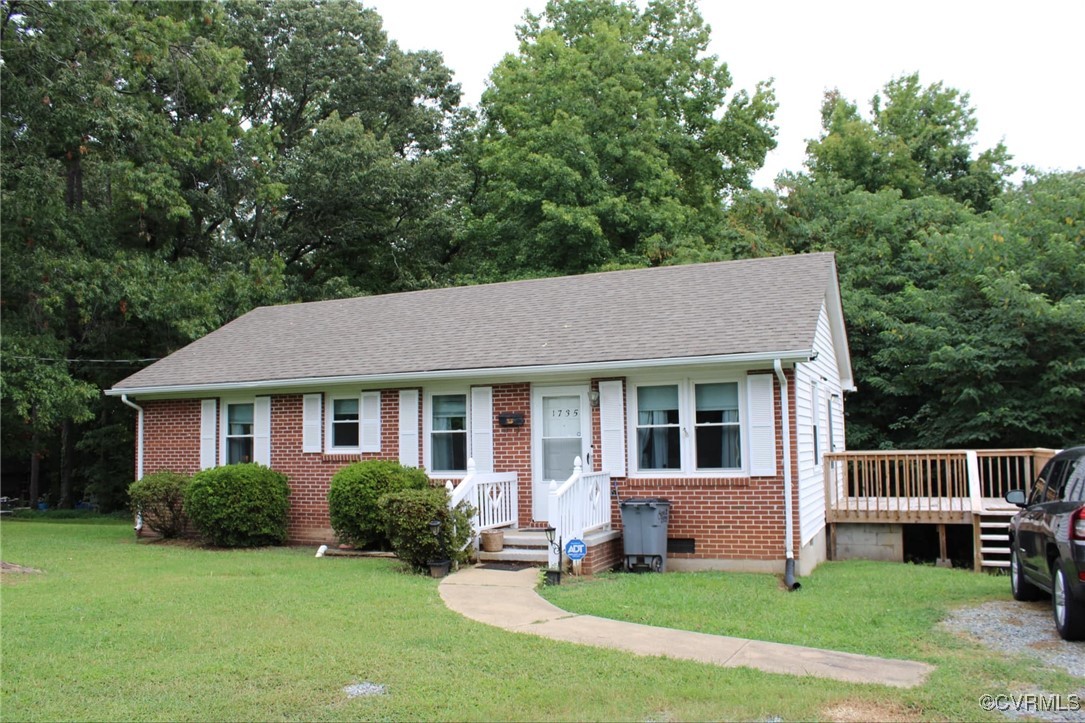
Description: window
632,379,745,474
694,383,740,469
637,385,680,470
331,398,360,448
431,393,467,472
226,402,254,464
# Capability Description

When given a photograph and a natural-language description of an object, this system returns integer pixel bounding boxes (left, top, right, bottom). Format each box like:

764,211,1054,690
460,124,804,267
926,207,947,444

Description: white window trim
220,396,256,466
323,391,381,455
325,392,363,454
423,387,471,477
626,375,749,478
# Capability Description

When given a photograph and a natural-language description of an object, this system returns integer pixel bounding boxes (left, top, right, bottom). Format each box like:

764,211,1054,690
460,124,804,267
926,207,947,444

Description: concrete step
478,548,548,563
981,546,1010,555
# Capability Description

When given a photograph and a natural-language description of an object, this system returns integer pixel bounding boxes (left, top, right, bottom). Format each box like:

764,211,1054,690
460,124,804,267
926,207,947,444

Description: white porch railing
546,456,611,569
446,459,518,548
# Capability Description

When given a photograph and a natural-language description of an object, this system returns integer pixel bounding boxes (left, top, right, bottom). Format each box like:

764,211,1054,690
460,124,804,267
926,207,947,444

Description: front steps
477,528,620,565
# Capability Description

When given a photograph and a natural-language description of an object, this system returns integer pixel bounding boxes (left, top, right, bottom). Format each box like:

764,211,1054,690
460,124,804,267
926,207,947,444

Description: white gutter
773,359,794,561
120,394,144,481
105,349,815,398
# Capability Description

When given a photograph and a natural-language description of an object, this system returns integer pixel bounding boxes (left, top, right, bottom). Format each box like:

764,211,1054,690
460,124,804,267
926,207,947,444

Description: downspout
120,394,144,535
774,360,800,591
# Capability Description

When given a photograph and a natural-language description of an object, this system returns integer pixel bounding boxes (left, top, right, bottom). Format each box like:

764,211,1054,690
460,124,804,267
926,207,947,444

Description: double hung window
331,398,360,448
431,393,467,472
226,402,254,464
633,380,743,474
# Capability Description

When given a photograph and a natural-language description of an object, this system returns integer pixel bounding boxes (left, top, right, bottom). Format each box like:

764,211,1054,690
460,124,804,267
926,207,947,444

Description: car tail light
1073,507,1085,541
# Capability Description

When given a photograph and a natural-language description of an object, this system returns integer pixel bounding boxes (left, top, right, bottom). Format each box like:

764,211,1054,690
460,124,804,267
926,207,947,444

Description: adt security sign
565,538,586,561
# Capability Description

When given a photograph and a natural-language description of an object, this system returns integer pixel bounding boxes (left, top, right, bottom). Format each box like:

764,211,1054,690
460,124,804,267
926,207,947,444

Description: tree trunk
28,407,41,506
59,419,74,509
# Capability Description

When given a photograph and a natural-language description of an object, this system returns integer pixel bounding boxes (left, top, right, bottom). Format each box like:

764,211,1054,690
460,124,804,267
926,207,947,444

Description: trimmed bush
379,487,475,572
184,464,289,547
327,460,430,548
128,471,190,538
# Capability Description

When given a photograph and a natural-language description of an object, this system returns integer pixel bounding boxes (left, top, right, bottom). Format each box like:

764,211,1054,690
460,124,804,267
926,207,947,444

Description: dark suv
1006,446,1085,641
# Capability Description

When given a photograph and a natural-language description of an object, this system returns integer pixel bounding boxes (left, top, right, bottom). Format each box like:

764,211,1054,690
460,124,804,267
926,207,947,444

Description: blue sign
565,538,587,561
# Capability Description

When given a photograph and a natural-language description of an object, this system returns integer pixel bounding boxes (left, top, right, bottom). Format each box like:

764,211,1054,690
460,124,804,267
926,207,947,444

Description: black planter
427,559,451,578
545,569,562,586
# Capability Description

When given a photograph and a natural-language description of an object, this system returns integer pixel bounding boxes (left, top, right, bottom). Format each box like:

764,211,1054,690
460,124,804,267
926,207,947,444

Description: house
106,252,853,576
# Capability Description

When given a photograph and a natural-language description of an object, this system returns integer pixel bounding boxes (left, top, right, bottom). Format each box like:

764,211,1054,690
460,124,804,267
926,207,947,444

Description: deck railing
825,448,1059,522
547,456,611,569
446,458,518,548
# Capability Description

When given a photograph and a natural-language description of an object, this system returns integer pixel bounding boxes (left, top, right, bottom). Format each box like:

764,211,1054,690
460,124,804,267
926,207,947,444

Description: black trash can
619,498,671,572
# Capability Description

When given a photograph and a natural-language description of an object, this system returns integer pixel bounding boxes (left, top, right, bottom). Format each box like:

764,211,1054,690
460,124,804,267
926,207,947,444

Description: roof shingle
112,253,839,391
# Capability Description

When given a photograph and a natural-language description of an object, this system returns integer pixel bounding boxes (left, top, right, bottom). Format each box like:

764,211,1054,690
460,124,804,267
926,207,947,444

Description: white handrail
447,458,518,551
547,456,611,569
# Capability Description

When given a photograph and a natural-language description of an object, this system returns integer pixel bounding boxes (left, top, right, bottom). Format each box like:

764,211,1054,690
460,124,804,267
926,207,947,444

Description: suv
1006,446,1085,641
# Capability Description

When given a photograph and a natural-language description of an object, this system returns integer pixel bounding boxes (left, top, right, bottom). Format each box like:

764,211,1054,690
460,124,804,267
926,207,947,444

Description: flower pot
428,559,451,578
480,529,504,552
545,569,562,586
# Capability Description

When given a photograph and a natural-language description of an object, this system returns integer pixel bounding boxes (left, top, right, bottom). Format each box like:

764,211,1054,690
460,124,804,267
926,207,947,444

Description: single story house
107,252,853,575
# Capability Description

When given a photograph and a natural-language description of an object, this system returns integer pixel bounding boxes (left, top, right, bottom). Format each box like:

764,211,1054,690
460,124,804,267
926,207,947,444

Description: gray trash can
620,498,671,572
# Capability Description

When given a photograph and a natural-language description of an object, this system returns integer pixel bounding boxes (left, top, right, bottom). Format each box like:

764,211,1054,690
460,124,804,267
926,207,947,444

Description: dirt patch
822,700,921,722
1,561,42,574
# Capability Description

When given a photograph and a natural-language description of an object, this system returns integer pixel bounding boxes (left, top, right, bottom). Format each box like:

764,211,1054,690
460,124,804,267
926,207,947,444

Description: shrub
128,471,190,538
327,460,431,548
379,487,475,572
184,464,289,547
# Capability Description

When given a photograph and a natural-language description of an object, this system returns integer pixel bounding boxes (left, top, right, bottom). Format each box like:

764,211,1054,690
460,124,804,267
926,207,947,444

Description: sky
366,0,1085,189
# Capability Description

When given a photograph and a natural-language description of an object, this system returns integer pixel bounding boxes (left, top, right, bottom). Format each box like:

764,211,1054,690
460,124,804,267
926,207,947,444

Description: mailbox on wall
498,412,525,428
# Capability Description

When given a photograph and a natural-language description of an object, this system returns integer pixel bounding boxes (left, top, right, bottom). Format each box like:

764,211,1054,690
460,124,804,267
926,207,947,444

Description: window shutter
360,391,381,453
302,394,322,453
470,386,493,473
398,390,419,467
200,399,217,470
747,375,776,476
598,380,626,476
253,396,272,466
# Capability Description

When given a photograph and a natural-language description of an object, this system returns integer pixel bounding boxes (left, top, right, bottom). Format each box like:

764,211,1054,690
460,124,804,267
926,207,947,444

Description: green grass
0,522,1075,722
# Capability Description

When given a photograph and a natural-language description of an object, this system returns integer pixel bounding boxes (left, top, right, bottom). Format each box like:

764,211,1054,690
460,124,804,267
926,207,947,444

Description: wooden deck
825,448,1057,570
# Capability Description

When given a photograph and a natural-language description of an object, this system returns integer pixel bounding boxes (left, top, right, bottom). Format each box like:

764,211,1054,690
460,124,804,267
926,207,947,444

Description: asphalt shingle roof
111,253,839,391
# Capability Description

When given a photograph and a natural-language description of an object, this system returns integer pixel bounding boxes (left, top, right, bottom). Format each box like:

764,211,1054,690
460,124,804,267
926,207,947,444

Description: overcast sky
366,0,1084,189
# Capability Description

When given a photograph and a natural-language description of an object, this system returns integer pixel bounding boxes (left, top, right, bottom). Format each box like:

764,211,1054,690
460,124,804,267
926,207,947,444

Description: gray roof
111,253,843,392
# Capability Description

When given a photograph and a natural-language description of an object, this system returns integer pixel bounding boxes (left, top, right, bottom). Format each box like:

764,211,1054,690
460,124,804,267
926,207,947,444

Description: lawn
0,520,1074,721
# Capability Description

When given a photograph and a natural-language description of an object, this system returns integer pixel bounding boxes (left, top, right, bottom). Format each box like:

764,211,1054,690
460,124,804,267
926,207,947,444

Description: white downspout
774,359,799,590
120,394,144,534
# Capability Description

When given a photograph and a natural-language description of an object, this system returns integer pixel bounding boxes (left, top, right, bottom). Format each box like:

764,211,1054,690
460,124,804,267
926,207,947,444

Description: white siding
795,302,847,546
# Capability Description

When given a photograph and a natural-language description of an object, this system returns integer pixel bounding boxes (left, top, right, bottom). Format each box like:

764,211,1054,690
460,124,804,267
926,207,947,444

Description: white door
533,385,591,520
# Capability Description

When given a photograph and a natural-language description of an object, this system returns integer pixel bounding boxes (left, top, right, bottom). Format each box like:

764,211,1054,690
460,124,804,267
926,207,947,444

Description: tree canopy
2,0,1081,512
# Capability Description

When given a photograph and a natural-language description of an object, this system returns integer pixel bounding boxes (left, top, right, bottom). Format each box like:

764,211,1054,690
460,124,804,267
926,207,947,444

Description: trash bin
620,498,671,572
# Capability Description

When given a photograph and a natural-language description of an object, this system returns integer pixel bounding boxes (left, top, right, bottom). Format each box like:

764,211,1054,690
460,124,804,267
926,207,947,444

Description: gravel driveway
941,599,1084,721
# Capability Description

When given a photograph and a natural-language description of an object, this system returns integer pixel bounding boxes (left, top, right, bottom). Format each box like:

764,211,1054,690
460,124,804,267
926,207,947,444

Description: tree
808,74,1014,212
459,0,776,277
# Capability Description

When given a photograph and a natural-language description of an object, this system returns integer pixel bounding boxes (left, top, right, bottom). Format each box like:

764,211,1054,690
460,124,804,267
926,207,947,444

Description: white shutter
253,396,272,466
470,386,494,473
747,375,776,476
398,389,419,467
598,380,626,476
360,391,382,453
302,394,322,453
200,399,217,470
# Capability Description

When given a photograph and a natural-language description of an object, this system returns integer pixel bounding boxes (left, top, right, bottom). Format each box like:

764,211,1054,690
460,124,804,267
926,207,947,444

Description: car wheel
1052,559,1085,641
1010,546,1042,601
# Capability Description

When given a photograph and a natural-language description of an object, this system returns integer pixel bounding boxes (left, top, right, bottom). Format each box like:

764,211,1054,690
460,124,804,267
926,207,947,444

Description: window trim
626,375,749,477
424,387,471,476
325,393,362,454
220,396,255,466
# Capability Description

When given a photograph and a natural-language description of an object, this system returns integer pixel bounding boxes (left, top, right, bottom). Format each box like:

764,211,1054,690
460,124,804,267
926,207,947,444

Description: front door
533,385,592,520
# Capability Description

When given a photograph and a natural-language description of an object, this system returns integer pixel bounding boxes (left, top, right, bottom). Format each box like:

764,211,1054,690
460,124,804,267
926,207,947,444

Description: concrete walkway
439,566,933,688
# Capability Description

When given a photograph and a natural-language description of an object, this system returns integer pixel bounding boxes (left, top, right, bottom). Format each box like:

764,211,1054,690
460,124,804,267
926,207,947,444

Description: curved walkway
439,565,933,688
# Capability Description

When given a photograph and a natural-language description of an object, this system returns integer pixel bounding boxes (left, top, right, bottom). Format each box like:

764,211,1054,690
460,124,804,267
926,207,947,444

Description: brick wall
138,369,803,563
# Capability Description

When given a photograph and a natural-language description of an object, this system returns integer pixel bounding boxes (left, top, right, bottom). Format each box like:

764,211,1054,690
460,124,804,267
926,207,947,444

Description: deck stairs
975,506,1018,570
